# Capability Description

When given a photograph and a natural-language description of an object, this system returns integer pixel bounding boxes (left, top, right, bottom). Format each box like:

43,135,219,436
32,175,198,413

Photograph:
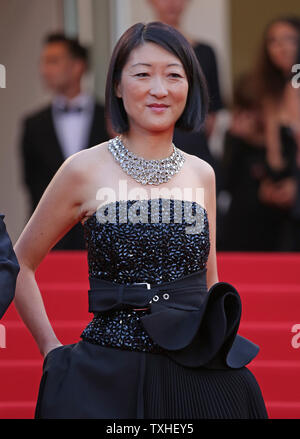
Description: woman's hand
272,177,297,208
258,178,276,205
13,149,90,355
258,177,297,208
42,342,64,359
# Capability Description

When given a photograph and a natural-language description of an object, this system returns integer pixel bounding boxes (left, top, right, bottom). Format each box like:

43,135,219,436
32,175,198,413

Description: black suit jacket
20,101,109,250
0,214,20,319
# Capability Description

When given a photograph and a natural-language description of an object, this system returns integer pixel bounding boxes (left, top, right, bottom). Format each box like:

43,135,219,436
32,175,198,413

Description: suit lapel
87,101,98,148
43,106,65,167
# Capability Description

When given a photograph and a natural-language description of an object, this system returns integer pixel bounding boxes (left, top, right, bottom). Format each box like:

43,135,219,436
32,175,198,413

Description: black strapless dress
35,198,268,419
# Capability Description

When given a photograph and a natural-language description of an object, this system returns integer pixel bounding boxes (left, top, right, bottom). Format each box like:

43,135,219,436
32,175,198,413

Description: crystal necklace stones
107,135,185,185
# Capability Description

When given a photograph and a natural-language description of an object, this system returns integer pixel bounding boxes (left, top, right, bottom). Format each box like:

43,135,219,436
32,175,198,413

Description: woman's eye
135,72,149,77
169,73,182,78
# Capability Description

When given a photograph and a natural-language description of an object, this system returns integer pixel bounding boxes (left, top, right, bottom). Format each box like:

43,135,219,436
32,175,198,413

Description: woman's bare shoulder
179,148,216,182
61,141,110,178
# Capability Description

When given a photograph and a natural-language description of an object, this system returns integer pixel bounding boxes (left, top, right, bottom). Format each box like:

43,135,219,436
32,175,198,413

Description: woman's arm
202,161,219,289
263,99,287,172
13,152,88,357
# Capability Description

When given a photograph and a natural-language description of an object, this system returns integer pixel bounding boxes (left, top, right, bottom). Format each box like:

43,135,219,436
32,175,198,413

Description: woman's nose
149,76,168,97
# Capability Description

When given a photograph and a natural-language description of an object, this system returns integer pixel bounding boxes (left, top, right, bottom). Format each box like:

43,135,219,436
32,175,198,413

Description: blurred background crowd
1,0,300,252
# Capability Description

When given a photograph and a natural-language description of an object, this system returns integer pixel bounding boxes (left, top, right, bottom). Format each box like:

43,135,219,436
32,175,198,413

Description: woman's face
116,42,189,134
266,21,299,73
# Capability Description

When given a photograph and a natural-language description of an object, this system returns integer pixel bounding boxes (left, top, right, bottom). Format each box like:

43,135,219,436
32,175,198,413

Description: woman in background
222,17,300,251
220,73,269,251
253,16,300,250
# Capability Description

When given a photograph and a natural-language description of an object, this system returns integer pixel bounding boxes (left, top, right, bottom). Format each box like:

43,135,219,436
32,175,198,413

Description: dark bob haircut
105,21,209,134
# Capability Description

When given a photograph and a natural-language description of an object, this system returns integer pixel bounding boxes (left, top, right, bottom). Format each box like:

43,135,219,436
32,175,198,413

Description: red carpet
0,251,299,419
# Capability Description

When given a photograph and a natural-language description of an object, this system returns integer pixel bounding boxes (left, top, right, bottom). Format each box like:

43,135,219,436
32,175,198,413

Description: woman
253,16,300,250
220,72,270,251
13,22,267,419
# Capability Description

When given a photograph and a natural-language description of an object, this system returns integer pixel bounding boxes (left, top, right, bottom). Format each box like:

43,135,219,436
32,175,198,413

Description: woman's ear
115,82,122,99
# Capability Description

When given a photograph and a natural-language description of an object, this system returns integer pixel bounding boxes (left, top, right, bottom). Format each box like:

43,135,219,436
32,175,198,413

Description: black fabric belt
86,267,260,370
88,267,208,314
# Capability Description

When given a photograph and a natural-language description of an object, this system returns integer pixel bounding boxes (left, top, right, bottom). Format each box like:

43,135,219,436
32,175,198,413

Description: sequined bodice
83,198,210,284
80,198,210,352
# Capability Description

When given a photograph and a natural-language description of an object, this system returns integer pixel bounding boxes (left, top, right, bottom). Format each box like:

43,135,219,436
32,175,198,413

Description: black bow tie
58,105,83,113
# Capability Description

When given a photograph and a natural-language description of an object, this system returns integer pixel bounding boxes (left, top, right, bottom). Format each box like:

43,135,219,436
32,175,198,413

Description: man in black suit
0,215,20,320
20,33,109,250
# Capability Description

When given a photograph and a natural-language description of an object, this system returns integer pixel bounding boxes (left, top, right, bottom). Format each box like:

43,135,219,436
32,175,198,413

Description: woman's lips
147,104,169,113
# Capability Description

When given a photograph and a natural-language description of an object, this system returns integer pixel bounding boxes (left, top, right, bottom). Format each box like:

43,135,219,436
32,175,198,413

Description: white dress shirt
52,92,95,159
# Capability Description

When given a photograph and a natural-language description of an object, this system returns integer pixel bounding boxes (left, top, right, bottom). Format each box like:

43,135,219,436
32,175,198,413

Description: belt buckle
132,282,151,290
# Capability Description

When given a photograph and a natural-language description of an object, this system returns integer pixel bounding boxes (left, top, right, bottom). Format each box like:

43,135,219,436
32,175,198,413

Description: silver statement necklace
107,136,185,185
